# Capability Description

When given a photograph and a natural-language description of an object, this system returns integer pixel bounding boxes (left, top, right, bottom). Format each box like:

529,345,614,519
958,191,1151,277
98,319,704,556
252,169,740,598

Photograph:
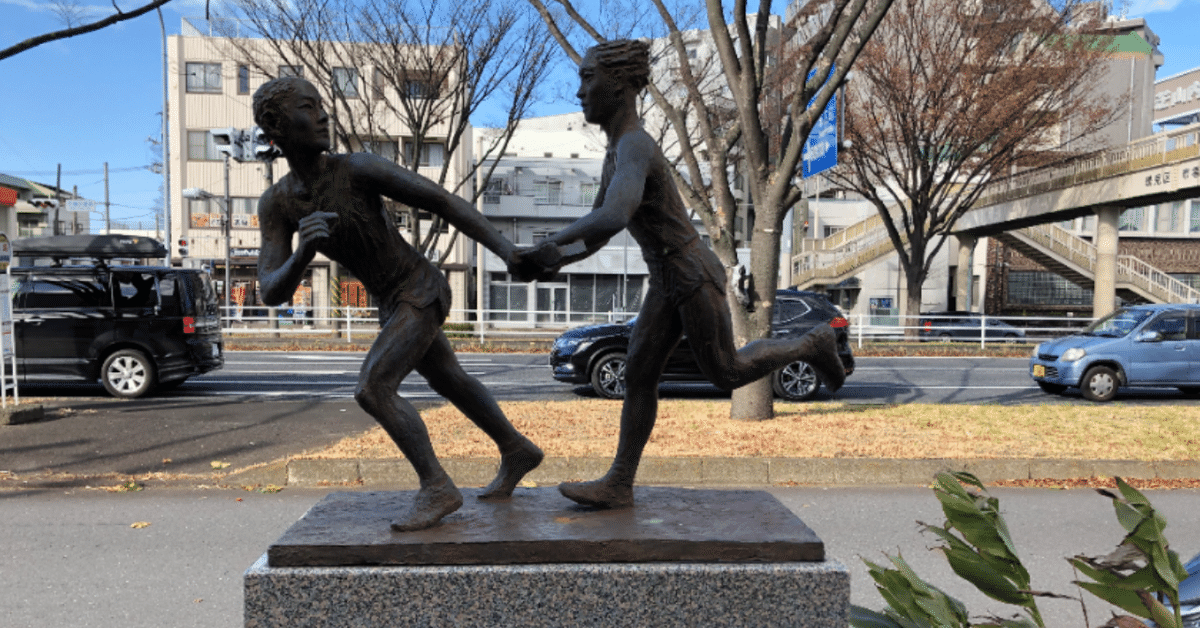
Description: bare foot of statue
558,475,634,509
390,476,464,532
806,324,847,393
478,439,545,500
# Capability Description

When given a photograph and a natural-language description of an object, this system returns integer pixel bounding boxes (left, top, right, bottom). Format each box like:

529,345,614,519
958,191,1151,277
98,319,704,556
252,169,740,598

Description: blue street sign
802,66,838,178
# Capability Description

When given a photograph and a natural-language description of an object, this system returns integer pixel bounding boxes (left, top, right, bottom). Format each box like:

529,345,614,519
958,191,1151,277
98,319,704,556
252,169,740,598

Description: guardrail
219,307,1097,350
844,313,1097,349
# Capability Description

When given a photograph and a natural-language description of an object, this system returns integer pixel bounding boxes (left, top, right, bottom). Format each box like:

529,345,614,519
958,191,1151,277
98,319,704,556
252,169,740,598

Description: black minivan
10,235,224,398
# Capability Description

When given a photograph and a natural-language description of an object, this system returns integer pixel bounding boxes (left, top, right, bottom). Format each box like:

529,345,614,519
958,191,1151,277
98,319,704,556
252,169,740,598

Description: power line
5,166,153,176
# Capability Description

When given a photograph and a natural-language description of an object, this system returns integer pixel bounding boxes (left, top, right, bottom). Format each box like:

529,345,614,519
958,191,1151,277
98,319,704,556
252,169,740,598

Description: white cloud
1124,0,1190,15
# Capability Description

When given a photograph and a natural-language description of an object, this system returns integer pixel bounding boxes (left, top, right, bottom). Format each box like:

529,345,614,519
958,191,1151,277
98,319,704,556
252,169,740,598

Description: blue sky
2,0,1199,230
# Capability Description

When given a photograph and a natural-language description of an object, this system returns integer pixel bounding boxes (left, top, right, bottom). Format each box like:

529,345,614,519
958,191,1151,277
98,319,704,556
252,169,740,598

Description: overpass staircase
793,214,1200,304
992,223,1200,304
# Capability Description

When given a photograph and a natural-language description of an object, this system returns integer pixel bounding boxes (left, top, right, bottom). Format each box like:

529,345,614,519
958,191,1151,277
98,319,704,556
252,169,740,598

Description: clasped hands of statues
506,240,566,282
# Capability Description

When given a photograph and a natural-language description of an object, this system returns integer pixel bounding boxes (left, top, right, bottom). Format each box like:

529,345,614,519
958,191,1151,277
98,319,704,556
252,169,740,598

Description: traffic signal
178,238,188,257
250,126,283,162
30,198,59,208
209,128,245,161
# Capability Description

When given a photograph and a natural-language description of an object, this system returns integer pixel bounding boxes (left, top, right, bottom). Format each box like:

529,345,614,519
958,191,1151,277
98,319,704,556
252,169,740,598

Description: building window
488,273,528,321
1007,271,1092,307
362,139,399,162
403,140,444,167
534,180,562,205
185,62,222,93
1119,207,1146,232
238,65,250,94
1156,201,1185,233
332,67,359,98
484,178,504,204
405,79,436,99
579,182,598,206
187,130,222,161
568,273,642,322
278,65,304,79
372,68,386,99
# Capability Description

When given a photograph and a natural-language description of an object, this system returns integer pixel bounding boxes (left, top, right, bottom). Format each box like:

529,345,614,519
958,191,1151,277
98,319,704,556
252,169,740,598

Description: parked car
550,289,855,401
1028,303,1200,401
918,311,1026,342
9,235,224,398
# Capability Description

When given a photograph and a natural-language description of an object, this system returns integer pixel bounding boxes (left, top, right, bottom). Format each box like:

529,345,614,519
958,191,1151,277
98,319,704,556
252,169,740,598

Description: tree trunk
904,270,924,340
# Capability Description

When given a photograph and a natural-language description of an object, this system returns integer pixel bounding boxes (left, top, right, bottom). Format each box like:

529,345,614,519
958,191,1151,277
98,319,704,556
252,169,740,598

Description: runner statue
253,76,543,531
511,39,848,509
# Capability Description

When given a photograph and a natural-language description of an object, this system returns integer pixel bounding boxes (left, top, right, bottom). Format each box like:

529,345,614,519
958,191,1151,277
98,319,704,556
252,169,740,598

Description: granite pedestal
245,487,849,627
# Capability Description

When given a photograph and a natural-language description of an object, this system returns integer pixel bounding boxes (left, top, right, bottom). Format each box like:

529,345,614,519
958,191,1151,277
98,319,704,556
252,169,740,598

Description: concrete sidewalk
224,455,1200,490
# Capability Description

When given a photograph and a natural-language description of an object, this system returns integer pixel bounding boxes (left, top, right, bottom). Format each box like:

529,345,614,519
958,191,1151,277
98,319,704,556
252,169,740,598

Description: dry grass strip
309,400,1200,462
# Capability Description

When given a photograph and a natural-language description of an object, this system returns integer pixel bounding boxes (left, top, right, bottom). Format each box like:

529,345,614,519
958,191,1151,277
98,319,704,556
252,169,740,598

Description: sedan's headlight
555,338,593,354
1031,343,1043,358
1061,347,1087,362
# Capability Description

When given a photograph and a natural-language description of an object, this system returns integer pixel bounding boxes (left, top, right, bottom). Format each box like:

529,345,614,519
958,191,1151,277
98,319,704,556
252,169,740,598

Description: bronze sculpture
253,77,543,531
512,40,847,509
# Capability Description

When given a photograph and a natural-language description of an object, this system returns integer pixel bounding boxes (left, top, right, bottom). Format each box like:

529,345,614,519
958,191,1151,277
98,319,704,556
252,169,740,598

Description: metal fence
219,307,1094,348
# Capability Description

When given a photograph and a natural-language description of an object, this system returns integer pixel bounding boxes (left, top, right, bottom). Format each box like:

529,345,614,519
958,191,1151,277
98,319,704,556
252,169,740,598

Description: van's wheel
772,360,822,401
101,349,157,398
1080,366,1118,402
590,352,627,399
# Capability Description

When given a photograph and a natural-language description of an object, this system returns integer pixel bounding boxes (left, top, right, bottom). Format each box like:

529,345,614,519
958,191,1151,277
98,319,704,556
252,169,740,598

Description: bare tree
1,0,175,61
211,0,555,263
822,0,1120,330
528,0,894,421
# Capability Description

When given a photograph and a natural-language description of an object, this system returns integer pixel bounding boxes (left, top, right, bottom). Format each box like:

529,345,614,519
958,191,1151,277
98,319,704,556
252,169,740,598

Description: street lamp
182,186,231,320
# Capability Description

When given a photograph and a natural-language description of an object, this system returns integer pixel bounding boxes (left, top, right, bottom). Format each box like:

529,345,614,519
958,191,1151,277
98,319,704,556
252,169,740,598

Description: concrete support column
312,265,330,329
1092,205,1121,318
955,235,977,312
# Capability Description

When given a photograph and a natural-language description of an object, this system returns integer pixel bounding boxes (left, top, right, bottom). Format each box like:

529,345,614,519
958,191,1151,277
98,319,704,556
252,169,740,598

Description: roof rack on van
13,234,167,266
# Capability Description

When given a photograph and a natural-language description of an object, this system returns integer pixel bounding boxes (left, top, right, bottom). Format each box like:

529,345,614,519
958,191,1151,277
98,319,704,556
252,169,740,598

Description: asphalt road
3,486,1198,628
3,353,1196,482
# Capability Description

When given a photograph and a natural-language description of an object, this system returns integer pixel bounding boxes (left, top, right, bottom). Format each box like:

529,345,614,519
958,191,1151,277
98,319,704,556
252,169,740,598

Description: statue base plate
268,487,824,567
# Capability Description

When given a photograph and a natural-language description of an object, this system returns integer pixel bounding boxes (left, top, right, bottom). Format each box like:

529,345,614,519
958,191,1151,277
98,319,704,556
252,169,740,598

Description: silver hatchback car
1029,303,1200,401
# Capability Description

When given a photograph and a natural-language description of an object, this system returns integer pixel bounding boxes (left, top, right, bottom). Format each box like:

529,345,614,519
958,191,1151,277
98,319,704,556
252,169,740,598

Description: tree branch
2,0,175,61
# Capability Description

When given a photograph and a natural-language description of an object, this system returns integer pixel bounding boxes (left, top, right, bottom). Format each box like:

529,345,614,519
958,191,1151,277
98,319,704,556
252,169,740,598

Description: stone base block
244,555,849,628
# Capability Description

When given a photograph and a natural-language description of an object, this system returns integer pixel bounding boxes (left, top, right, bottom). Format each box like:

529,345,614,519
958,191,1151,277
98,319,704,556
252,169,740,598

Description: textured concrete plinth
244,555,849,628
245,487,848,627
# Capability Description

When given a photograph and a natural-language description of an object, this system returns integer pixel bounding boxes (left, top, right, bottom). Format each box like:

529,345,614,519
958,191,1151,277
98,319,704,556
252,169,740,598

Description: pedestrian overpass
793,121,1200,315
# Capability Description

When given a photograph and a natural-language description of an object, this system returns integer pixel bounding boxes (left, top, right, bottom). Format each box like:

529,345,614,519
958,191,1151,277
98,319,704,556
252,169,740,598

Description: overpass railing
976,122,1200,207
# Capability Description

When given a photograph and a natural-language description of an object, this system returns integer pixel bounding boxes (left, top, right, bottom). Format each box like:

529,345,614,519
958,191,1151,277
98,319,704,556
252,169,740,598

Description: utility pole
54,164,62,235
104,162,110,234
224,154,232,318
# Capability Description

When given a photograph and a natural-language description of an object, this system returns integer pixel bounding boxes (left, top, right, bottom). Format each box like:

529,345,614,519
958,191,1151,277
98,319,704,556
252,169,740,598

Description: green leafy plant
1069,478,1188,628
851,473,1186,628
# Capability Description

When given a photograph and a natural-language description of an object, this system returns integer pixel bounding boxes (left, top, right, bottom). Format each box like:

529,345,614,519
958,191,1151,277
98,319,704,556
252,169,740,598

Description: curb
223,457,1200,489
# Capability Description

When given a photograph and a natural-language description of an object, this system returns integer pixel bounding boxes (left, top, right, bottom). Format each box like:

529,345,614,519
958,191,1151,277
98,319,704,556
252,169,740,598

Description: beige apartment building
166,18,473,322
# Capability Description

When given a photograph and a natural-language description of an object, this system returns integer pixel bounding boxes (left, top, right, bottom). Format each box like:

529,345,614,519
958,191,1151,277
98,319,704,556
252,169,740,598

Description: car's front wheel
772,359,822,401
1179,386,1200,397
101,349,157,398
590,352,627,399
1080,366,1118,402
1037,381,1067,395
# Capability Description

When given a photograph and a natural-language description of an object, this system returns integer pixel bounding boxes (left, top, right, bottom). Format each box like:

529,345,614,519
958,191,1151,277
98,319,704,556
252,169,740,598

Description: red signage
0,187,16,207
